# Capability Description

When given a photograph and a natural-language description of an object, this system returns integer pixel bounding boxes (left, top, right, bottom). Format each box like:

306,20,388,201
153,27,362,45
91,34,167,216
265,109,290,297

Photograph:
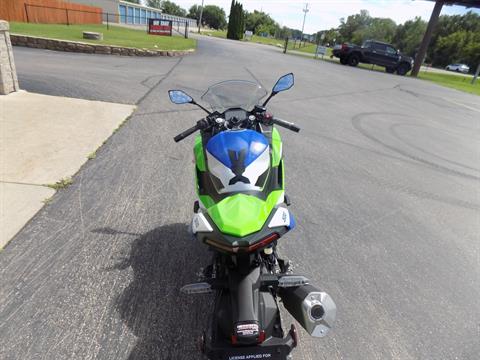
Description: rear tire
386,67,395,74
347,54,359,67
396,63,409,76
340,57,348,65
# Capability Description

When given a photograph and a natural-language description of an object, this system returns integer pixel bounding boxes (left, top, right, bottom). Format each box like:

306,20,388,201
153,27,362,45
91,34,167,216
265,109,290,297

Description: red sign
148,19,172,36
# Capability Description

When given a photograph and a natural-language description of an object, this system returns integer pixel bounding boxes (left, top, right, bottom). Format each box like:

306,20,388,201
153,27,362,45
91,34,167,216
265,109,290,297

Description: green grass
201,29,227,38
244,35,285,48
353,64,479,95
46,177,73,190
417,72,479,96
295,45,333,57
10,22,196,50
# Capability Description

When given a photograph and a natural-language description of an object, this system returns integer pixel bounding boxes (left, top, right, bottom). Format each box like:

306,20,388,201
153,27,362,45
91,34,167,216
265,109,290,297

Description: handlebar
173,116,300,142
272,117,301,133
174,119,209,142
174,123,200,142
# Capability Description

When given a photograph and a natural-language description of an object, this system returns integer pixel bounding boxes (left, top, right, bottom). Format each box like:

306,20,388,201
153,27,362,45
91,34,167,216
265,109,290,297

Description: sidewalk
0,91,135,248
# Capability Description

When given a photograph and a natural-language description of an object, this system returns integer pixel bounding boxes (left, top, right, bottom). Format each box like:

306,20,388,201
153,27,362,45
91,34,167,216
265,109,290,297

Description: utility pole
198,0,204,33
300,3,309,43
411,0,443,77
472,63,480,85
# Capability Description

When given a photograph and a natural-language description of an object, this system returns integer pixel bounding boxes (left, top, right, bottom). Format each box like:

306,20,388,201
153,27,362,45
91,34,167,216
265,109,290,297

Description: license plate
222,349,280,360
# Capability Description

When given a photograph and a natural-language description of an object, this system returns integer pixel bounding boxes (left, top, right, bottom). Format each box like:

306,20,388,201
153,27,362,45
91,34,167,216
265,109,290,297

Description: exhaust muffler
280,284,336,337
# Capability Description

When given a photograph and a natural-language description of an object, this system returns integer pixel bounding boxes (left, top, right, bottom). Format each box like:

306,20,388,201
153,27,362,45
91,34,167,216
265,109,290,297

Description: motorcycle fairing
193,127,286,238
206,129,269,169
193,127,282,183
194,204,292,250
207,191,282,237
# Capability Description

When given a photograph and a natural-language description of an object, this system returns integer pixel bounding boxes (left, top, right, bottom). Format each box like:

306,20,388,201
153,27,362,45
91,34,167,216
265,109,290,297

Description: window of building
134,8,140,24
127,6,133,24
119,5,126,23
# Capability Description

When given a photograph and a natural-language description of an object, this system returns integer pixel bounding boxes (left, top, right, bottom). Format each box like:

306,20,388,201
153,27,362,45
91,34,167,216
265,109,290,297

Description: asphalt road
1,39,479,360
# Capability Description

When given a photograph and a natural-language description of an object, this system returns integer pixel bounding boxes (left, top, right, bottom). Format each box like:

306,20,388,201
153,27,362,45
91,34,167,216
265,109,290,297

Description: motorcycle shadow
114,223,213,360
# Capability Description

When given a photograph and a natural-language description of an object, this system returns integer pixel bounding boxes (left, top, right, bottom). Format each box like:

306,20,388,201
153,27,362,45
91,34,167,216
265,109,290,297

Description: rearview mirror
168,90,193,104
272,73,294,93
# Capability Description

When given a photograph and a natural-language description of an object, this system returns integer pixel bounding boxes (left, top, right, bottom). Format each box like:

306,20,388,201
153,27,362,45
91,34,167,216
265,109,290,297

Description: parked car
445,63,470,73
332,40,414,75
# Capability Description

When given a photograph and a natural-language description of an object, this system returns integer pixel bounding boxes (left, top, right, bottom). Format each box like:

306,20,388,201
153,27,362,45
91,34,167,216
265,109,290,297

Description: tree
277,26,292,40
146,0,161,9
427,11,480,67
392,17,427,57
202,5,227,29
161,0,187,17
187,4,201,20
351,17,396,44
316,28,339,45
434,30,480,69
244,10,277,36
227,1,244,40
338,10,371,42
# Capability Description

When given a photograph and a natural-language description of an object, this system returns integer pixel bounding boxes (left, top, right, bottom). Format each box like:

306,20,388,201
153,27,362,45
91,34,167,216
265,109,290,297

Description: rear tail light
205,238,234,253
206,233,279,254
247,233,279,252
258,330,266,343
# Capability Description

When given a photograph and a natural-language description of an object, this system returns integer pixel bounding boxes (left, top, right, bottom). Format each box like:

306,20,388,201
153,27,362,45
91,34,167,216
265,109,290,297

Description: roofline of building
118,0,164,13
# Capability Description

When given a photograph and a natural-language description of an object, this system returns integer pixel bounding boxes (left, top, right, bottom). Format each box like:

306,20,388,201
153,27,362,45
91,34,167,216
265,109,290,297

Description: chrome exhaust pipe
280,284,336,337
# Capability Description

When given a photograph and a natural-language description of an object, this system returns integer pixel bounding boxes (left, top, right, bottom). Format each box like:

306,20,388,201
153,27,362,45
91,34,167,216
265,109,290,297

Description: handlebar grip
174,124,199,142
272,117,300,133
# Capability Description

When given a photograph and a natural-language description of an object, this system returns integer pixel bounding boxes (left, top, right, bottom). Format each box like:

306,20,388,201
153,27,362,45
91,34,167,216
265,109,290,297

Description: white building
72,0,197,27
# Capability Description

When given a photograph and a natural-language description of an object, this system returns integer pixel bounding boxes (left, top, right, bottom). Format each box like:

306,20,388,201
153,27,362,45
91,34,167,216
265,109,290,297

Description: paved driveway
1,39,479,359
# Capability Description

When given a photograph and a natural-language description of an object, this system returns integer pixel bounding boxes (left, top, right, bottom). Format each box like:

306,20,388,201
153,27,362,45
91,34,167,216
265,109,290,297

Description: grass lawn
201,29,227,38
244,36,319,52
10,22,196,50
295,45,333,57
353,64,479,95
417,72,479,96
245,35,285,48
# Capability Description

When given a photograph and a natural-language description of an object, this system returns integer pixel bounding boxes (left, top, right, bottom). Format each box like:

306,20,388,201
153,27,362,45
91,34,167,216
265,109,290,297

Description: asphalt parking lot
1,37,479,359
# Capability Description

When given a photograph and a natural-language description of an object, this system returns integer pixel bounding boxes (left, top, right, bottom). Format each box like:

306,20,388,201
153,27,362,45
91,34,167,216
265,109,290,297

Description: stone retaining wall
10,34,194,57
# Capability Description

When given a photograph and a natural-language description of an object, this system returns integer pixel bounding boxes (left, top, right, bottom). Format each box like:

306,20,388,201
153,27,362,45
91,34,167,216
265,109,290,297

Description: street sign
148,19,172,36
245,30,253,39
316,45,327,58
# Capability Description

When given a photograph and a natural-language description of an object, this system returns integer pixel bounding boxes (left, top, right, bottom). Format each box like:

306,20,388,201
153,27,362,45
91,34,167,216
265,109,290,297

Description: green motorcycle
169,73,336,360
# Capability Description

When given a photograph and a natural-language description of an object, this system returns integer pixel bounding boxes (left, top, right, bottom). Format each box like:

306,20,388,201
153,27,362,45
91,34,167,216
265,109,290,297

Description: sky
160,0,480,34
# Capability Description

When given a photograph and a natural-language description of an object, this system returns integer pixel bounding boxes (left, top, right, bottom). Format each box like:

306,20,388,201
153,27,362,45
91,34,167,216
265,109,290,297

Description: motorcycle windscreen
205,129,270,194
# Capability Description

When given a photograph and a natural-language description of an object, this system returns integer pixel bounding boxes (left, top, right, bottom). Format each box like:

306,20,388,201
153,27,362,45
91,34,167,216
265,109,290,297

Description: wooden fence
0,0,102,25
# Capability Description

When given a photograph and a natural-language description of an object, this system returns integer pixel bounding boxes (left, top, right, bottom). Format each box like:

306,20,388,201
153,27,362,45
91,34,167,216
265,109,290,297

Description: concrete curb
10,34,194,57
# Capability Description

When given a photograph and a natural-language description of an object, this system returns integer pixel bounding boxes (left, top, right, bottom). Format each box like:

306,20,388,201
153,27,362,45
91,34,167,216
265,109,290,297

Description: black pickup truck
332,40,414,75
